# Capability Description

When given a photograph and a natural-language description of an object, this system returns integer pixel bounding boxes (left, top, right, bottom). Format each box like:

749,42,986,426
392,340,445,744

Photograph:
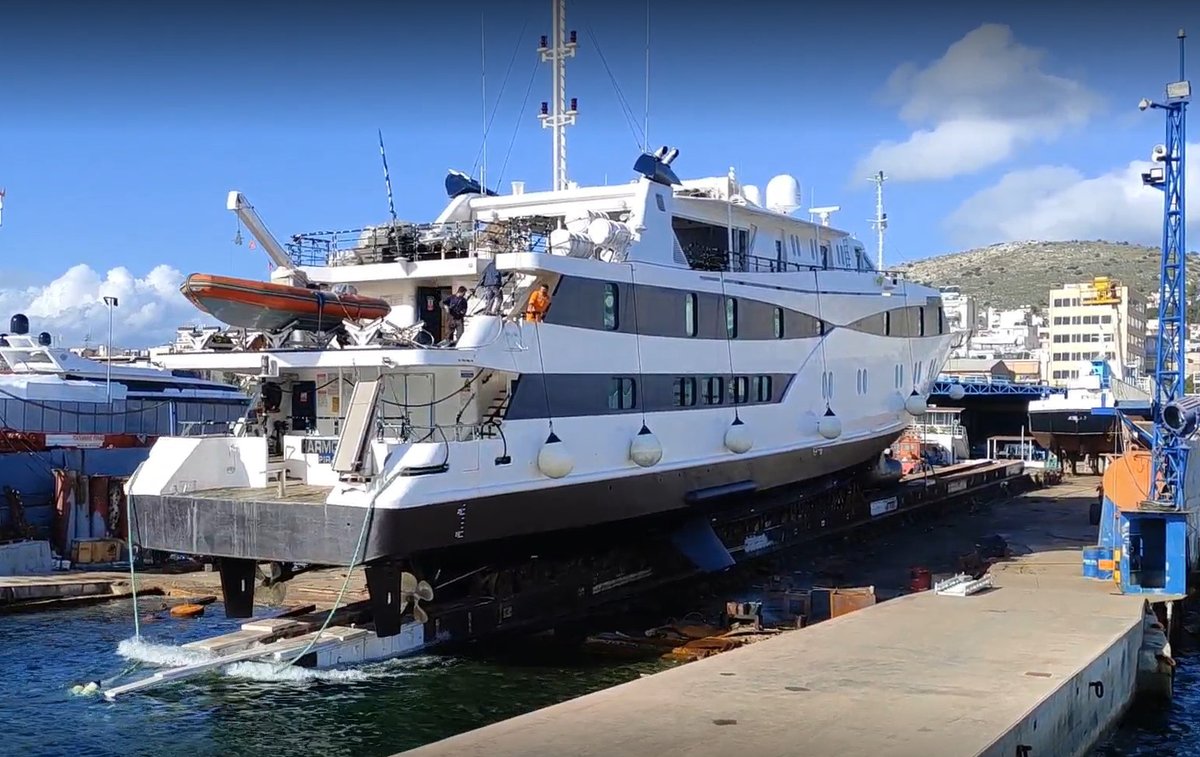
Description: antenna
868,170,888,270
537,0,578,191
480,10,487,192
0,187,5,228
644,0,650,153
377,129,399,227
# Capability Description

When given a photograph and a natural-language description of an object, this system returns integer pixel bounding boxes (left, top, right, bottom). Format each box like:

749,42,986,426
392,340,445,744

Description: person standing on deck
477,258,503,316
442,286,469,345
525,283,551,322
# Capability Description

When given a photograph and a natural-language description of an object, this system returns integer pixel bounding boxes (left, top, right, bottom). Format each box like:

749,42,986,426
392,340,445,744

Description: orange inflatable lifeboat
181,273,391,332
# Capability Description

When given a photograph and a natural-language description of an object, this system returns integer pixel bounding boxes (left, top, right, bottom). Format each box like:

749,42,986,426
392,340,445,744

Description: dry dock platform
404,481,1161,757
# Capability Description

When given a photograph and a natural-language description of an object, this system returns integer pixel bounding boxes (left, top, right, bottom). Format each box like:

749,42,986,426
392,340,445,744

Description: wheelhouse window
773,307,784,338
684,293,698,337
752,375,772,402
702,376,724,405
725,297,738,338
918,306,926,336
730,376,750,404
673,376,696,407
608,377,636,410
603,284,619,330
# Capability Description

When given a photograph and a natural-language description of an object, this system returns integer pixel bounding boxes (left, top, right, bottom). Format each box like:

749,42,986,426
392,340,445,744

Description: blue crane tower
1105,29,1196,596
1144,30,1191,514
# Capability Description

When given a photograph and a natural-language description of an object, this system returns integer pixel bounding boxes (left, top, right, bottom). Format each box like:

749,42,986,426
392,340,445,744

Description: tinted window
608,377,636,410
730,376,749,404
603,284,619,330
685,293,698,337
673,377,696,407
703,377,724,405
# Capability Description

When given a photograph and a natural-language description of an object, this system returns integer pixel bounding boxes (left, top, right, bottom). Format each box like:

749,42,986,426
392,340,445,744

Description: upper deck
277,162,881,289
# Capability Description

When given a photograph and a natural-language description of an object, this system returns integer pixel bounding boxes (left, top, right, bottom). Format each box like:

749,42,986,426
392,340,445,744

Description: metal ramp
102,627,365,701
332,378,382,475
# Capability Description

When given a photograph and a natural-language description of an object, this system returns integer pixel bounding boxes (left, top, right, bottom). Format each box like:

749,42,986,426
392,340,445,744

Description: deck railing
286,218,553,267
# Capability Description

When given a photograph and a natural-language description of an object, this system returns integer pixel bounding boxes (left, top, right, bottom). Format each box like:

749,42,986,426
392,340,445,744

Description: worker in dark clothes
478,259,504,316
442,286,469,345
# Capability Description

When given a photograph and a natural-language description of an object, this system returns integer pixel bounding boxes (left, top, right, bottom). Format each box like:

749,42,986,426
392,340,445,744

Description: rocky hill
895,240,1200,312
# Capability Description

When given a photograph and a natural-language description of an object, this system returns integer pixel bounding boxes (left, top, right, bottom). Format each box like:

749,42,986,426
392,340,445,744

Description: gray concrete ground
401,479,1147,757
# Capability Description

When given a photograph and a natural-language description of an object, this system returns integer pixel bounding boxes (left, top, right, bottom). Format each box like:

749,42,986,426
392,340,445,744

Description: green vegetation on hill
895,240,1200,313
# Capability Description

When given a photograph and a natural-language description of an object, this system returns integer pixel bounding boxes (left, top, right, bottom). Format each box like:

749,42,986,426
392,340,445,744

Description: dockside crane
1104,29,1197,597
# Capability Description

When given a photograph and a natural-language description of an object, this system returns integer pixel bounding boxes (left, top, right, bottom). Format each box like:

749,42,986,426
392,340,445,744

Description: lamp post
103,296,118,402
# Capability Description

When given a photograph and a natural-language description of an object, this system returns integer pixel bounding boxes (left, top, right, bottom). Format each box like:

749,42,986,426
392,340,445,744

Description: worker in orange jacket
525,283,551,322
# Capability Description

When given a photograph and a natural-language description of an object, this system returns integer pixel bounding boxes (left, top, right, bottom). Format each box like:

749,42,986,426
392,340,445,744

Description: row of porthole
535,391,932,479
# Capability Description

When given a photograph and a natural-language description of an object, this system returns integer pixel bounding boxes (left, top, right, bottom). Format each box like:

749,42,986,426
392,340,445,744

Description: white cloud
945,143,1199,248
0,264,212,348
857,24,1102,182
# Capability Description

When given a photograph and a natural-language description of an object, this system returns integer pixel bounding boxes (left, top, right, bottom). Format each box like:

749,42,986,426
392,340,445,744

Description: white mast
538,0,578,191
868,170,888,270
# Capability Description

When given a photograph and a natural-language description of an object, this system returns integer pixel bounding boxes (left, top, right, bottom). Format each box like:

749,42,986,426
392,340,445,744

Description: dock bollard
909,567,932,592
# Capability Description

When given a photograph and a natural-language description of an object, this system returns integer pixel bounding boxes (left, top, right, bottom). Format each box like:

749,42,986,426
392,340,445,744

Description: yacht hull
128,431,896,566
1027,409,1118,456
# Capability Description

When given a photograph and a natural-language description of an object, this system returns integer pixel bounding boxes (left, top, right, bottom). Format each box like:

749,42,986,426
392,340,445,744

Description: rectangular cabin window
603,283,620,330
773,307,784,338
608,377,636,411
753,375,773,402
685,293,698,337
703,377,724,405
725,297,738,338
937,307,945,334
673,377,696,407
730,376,750,404
884,311,892,336
918,306,925,336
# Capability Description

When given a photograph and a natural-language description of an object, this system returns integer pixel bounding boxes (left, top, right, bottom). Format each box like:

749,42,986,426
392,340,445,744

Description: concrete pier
403,481,1158,757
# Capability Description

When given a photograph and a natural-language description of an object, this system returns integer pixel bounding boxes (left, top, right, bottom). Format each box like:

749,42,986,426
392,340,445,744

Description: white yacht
124,0,957,636
127,154,955,612
0,314,247,450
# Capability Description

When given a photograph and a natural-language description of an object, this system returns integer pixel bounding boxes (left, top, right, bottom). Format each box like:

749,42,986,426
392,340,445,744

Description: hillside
895,240,1200,312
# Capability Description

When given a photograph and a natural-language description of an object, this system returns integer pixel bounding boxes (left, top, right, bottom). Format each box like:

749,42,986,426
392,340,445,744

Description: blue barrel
1082,546,1101,579
1096,546,1115,581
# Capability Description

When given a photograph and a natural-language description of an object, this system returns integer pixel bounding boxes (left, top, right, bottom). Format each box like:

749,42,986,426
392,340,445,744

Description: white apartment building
939,286,978,357
962,306,1040,358
1046,277,1146,385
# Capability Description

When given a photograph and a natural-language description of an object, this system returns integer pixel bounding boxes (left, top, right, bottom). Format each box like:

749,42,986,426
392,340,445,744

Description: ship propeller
254,563,289,607
399,571,435,624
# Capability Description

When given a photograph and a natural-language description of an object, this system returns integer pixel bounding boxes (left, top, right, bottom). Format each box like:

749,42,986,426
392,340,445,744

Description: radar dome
9,314,29,335
765,174,801,215
742,185,761,206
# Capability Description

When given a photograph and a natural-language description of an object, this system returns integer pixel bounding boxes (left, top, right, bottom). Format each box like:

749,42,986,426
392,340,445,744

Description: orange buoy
169,603,206,619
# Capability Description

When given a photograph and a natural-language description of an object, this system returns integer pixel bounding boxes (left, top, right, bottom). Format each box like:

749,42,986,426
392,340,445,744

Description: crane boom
226,191,294,270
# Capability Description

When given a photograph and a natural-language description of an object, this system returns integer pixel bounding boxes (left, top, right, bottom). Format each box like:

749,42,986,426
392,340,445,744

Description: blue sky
1,0,1199,345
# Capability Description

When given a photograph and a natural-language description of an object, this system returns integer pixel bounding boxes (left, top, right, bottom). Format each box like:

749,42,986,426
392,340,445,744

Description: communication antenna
0,187,6,227
868,171,888,269
377,129,399,227
537,0,579,191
